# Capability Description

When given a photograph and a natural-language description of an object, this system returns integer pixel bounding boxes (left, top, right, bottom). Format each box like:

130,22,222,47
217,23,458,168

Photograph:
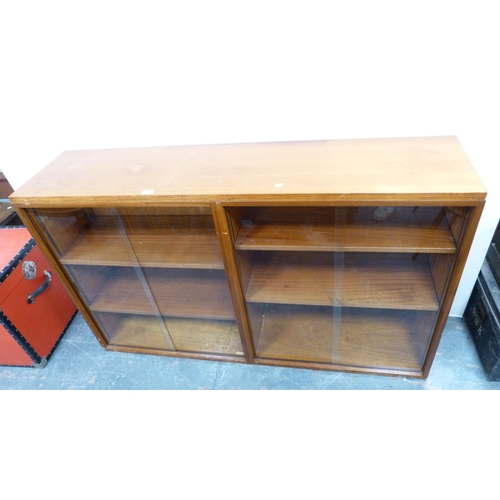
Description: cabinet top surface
10,136,486,206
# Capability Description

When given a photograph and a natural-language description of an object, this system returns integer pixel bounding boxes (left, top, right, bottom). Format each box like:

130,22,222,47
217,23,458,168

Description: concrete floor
1,313,499,389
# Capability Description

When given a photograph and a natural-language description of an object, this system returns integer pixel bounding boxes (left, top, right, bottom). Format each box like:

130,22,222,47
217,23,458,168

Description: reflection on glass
33,207,243,357
233,205,467,373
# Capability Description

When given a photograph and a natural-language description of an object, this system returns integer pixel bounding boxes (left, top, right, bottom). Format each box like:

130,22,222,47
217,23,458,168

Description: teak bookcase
10,137,486,378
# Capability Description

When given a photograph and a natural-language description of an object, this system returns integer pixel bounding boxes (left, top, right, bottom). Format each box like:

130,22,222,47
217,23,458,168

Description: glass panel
33,207,244,358
33,207,175,351
232,205,468,373
242,249,331,363
116,207,243,356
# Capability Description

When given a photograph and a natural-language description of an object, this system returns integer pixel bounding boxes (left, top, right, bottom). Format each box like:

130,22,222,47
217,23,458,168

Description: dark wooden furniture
465,219,500,381
9,137,486,377
0,171,14,199
1,171,19,225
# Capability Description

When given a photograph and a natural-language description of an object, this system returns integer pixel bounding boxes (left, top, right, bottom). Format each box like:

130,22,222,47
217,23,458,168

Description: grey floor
1,313,499,390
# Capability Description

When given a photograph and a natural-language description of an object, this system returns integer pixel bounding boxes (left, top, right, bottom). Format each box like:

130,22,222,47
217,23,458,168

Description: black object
464,260,500,381
0,200,22,226
3,212,23,226
27,270,52,304
486,223,500,286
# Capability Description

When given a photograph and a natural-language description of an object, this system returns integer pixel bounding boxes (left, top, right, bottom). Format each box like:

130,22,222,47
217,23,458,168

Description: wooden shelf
235,206,456,253
90,267,235,319
61,217,224,269
97,312,244,355
337,308,434,370
253,304,434,370
245,251,439,311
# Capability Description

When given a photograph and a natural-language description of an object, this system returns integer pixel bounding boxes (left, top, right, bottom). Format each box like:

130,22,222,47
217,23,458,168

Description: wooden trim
105,344,247,365
211,201,255,363
253,357,424,379
11,192,486,209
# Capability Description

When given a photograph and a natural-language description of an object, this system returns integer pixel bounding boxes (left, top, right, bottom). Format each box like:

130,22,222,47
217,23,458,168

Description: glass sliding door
32,206,244,358
230,205,467,374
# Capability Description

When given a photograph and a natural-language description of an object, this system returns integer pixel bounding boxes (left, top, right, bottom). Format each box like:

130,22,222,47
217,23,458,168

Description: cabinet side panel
422,203,485,377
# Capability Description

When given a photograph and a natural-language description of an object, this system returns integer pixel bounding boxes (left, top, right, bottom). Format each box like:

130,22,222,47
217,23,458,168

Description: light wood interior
87,267,234,319
60,214,224,269
243,251,440,311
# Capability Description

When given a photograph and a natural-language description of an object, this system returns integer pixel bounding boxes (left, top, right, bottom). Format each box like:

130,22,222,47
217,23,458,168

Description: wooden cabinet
10,137,486,377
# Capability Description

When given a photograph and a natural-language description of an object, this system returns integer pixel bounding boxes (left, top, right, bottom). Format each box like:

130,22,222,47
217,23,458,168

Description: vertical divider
332,206,346,364
110,208,176,351
212,202,255,363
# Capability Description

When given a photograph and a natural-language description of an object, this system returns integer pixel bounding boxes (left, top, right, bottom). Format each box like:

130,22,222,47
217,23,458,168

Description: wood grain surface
10,137,486,206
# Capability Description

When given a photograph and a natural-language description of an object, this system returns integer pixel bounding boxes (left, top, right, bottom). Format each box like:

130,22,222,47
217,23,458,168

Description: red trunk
0,227,76,367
